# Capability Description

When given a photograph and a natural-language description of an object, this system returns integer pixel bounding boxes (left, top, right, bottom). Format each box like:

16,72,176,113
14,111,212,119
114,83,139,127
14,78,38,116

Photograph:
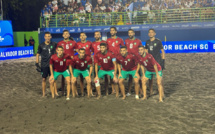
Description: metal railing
40,7,215,28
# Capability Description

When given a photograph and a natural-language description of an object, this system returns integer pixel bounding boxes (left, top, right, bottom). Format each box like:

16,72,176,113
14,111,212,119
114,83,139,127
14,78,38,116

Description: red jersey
76,41,92,56
116,53,138,71
125,38,142,56
71,55,92,71
138,53,161,72
50,54,71,72
92,40,107,55
94,51,116,71
57,40,77,57
106,37,124,56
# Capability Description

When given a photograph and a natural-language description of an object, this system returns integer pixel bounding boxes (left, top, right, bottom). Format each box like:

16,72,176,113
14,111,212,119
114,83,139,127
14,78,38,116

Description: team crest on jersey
107,56,110,59
128,59,130,61
86,45,88,47
154,43,157,46
64,59,66,61
134,42,136,45
50,46,53,49
146,60,148,62
85,61,87,63
70,43,72,46
116,41,118,43
62,44,64,45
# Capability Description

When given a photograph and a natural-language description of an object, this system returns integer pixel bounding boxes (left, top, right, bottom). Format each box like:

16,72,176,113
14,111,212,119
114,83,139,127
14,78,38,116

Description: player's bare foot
66,97,70,101
55,93,59,96
96,95,101,99
122,96,126,100
141,97,147,101
159,98,163,102
81,93,84,97
111,91,116,94
106,91,109,96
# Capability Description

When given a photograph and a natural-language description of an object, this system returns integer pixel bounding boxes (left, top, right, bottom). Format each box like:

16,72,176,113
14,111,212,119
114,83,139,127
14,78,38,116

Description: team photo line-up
36,26,165,102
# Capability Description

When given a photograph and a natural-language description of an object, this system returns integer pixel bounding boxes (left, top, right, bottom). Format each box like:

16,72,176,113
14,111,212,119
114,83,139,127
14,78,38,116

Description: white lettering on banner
18,50,34,56
200,44,208,50
181,25,189,27
131,26,140,29
56,29,60,32
175,44,199,50
0,52,5,57
163,45,172,50
213,44,215,49
0,36,4,42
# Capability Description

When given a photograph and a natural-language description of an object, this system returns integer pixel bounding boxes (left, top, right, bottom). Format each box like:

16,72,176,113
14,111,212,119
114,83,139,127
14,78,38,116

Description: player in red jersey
94,43,118,99
124,29,143,96
106,26,124,57
49,46,72,100
138,46,164,102
71,48,93,98
76,32,93,96
117,46,140,100
57,30,77,96
92,31,107,95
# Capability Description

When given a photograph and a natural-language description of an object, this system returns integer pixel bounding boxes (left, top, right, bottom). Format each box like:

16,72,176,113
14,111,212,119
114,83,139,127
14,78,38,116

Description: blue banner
0,46,34,60
142,40,215,53
0,21,14,46
40,22,215,34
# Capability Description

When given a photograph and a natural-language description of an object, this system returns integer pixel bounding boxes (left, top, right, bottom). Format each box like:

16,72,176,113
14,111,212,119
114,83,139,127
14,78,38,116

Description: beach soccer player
94,43,118,99
117,46,140,100
145,28,165,96
71,48,93,98
138,46,164,102
36,32,57,97
124,29,143,96
49,46,72,100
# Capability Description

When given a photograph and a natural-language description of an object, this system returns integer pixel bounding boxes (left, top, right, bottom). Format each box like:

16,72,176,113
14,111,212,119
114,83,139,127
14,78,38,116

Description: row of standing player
36,27,165,101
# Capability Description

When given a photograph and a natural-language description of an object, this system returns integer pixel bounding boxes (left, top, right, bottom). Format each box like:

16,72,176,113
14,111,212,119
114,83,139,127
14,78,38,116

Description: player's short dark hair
63,29,69,33
110,26,117,31
79,48,85,51
120,46,127,49
45,31,51,35
128,29,134,33
80,32,86,35
100,42,107,47
148,28,156,33
57,46,64,49
94,31,101,34
138,45,145,49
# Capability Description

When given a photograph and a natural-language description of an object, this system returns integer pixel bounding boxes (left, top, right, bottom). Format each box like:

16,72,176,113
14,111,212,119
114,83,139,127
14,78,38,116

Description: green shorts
73,68,89,78
98,69,115,79
145,70,163,80
119,70,138,79
53,69,70,80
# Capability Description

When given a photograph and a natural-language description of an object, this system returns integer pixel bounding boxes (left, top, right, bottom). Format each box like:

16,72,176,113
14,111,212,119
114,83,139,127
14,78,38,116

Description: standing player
76,32,93,95
92,31,107,95
106,26,124,93
49,46,72,100
117,46,140,100
71,48,93,98
57,30,77,96
138,46,164,102
36,32,57,97
124,29,143,96
94,43,118,98
145,28,165,96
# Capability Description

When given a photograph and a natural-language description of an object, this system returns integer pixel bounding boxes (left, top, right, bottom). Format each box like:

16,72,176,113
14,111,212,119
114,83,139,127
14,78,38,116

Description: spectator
82,0,87,7
147,11,156,23
100,3,107,11
29,36,35,52
77,0,81,7
85,0,93,13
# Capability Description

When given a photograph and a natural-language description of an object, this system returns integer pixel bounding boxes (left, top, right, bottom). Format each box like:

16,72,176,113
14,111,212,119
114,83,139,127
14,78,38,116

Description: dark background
2,0,49,31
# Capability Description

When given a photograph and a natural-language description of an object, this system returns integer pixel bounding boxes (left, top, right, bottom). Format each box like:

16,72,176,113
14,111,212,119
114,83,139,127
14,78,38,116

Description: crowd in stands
41,0,215,27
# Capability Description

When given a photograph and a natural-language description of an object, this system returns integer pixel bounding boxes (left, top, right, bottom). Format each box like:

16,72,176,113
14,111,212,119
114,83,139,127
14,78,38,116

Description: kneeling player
49,46,72,100
117,46,140,100
71,48,93,98
94,43,118,99
138,46,164,102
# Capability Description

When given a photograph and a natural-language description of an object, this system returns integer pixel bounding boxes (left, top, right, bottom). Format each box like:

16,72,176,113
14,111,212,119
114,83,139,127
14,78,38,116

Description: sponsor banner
0,46,34,60
40,22,215,33
143,40,215,53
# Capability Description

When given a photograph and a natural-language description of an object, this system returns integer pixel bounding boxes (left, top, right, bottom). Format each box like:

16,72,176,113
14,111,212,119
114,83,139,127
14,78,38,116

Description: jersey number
103,58,108,63
81,62,84,67
66,44,69,49
150,46,153,51
60,61,63,66
124,61,128,66
112,42,115,47
130,43,133,49
48,49,51,54
143,61,147,66
97,45,100,51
